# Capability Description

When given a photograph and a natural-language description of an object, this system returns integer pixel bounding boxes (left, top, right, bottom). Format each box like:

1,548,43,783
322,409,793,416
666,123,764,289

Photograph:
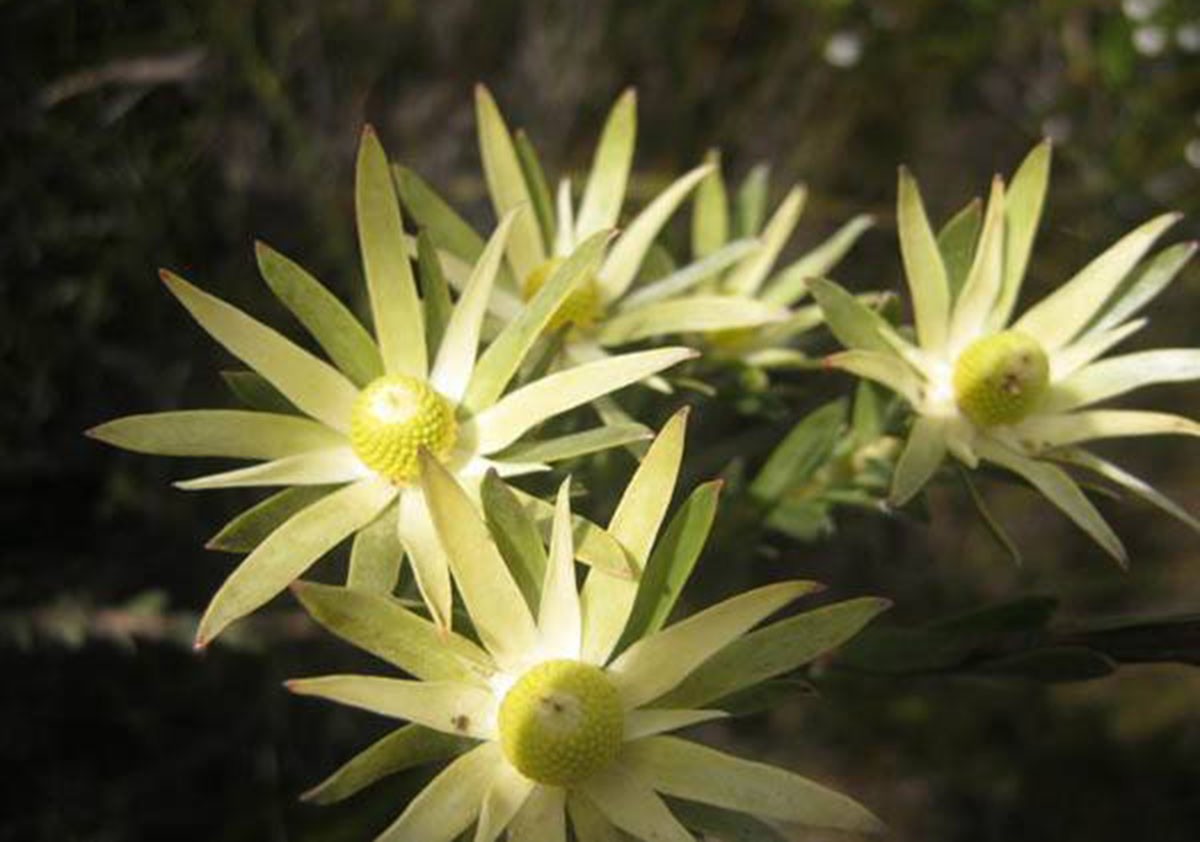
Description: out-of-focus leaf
708,678,817,718
481,470,548,612
750,400,846,502
498,423,652,464
691,149,729,258
957,464,1023,565
392,164,485,263
765,499,834,542
301,724,473,805
979,646,1116,682
667,798,788,842
514,129,556,251
206,485,338,552
732,163,769,239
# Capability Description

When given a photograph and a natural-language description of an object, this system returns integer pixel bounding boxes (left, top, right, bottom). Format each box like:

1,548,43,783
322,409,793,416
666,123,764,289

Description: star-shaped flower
88,126,693,644
287,412,887,841
397,87,793,378
816,142,1200,563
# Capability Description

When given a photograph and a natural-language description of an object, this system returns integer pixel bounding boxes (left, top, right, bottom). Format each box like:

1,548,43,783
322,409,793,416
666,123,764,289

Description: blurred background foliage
3,0,1200,839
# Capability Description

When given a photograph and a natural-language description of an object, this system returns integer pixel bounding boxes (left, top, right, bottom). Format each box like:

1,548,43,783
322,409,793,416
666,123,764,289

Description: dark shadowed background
3,1,1200,839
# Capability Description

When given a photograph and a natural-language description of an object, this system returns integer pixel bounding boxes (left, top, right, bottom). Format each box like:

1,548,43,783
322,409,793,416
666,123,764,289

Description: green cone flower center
523,258,603,332
349,375,457,483
952,330,1050,427
498,659,623,786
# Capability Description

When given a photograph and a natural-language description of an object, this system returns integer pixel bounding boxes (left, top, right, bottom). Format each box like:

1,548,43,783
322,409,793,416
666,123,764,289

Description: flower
396,87,794,381
685,149,875,370
88,126,694,645
287,412,887,841
816,141,1200,563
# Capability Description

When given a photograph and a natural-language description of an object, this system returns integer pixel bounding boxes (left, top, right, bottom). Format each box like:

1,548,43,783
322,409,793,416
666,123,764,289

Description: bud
349,375,457,483
952,331,1049,427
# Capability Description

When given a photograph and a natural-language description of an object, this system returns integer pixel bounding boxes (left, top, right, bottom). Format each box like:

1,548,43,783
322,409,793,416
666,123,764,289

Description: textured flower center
498,659,623,786
523,258,603,332
952,330,1050,427
349,375,457,483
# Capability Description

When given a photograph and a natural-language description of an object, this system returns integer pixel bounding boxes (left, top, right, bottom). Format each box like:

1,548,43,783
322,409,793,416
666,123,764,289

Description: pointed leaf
654,597,892,709
195,476,396,645
691,149,729,258
897,167,951,351
750,399,846,502
419,451,538,669
624,737,883,832
538,480,583,658
667,799,789,842
1084,241,1197,335
220,370,300,415
581,409,688,665
464,230,611,411
936,199,983,300
417,230,454,363
470,347,695,455
430,210,517,401
991,140,1051,328
1054,447,1200,535
623,708,727,740
507,485,634,579
301,724,473,805
255,240,382,386
621,480,722,646
824,350,924,407
174,446,366,490
396,487,453,630
206,486,338,553
577,89,637,240
348,501,403,594
475,762,535,842
377,743,501,842
497,423,652,464
732,164,769,238
1014,213,1181,351
608,581,817,709
481,471,549,612
356,126,426,377
160,271,359,432
810,277,894,354
620,238,757,310
1042,349,1200,413
597,164,713,302
392,164,486,263
725,185,806,296
974,439,1126,564
762,214,875,307
582,766,693,842
948,176,1005,349
600,295,785,345
509,786,566,842
514,129,556,251
1017,409,1200,449
288,675,494,739
889,415,948,505
88,410,344,459
475,85,546,280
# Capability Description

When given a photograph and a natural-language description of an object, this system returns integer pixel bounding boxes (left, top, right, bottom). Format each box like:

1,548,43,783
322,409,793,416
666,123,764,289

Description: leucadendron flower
396,87,790,377
816,141,1200,563
88,126,693,645
686,149,875,370
288,412,888,841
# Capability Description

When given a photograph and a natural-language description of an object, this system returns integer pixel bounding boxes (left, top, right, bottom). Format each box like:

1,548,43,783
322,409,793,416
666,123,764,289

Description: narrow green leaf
87,409,344,459
991,140,1052,328
481,471,549,613
464,229,611,412
667,798,789,842
355,126,426,378
220,370,299,415
160,271,360,432
691,148,729,258
377,743,501,842
956,464,1023,565
948,177,1006,347
1014,213,1181,351
291,580,491,682
514,129,556,251
580,409,688,665
725,185,806,296
348,501,403,594
1053,447,1200,535
979,646,1116,682
392,164,486,263
620,479,722,647
897,166,951,352
255,241,382,387
577,89,637,240
824,349,924,407
620,238,756,310
301,724,473,805
496,423,652,464
196,476,397,645
732,163,770,239
175,446,364,490
889,415,947,506
809,277,894,354
936,198,983,300
475,84,547,280
654,597,892,709
206,486,338,553
600,295,785,346
750,400,846,502
1084,241,1197,335
506,485,635,579
417,230,453,364
418,450,539,670
625,737,884,833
